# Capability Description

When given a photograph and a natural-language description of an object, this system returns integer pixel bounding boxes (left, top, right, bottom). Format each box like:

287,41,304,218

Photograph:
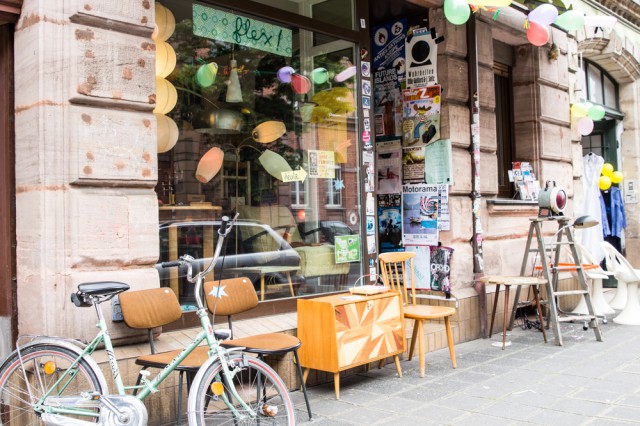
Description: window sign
335,235,361,263
193,4,293,57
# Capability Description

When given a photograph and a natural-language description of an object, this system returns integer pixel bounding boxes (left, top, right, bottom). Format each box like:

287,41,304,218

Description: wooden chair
119,287,210,425
204,277,312,420
379,251,457,377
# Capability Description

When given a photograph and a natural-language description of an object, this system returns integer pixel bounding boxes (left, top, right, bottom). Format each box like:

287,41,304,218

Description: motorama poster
402,184,439,246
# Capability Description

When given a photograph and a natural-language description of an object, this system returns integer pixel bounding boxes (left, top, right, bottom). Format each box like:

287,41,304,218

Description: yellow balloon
599,175,612,191
601,163,614,177
570,103,588,117
611,171,624,184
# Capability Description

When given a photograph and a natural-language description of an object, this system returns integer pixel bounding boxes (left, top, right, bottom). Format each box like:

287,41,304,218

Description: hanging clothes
600,185,626,238
580,153,605,262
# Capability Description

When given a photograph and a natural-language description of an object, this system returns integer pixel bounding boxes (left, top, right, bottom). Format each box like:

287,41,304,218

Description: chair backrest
204,277,258,317
600,241,640,283
563,242,609,278
379,251,417,306
120,288,182,330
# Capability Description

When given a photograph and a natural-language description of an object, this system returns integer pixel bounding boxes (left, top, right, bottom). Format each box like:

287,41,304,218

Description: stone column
14,0,159,341
620,80,640,257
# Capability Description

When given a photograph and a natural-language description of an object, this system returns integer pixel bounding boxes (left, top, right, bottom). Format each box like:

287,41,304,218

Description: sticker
366,193,375,215
360,48,369,60
367,236,377,255
366,216,375,235
362,150,374,165
369,266,377,278
374,27,388,47
362,96,371,109
363,109,370,118
362,80,372,96
360,18,366,29
363,118,371,132
361,61,371,77
362,131,371,143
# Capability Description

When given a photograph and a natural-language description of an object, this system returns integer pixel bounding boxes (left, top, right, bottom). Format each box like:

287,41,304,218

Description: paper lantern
196,62,218,87
154,77,177,114
311,67,329,84
570,103,589,118
226,59,243,103
156,113,179,153
528,4,558,26
259,150,292,181
252,121,286,143
291,74,311,94
555,10,585,31
152,3,175,42
577,117,594,136
611,171,624,184
588,104,606,121
444,0,471,25
602,163,614,177
599,175,612,191
195,147,224,183
334,66,357,82
527,22,550,46
155,41,176,78
277,66,295,83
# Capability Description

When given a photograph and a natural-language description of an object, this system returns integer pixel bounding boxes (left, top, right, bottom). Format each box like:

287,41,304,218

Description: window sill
487,199,538,216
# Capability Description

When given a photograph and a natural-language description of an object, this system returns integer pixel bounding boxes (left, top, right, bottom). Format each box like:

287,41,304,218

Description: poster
405,245,430,289
376,140,402,194
335,235,361,264
437,184,450,231
430,245,454,294
402,146,426,184
402,85,441,146
377,194,403,253
366,216,376,235
405,28,438,88
424,139,453,185
402,184,439,246
308,150,335,178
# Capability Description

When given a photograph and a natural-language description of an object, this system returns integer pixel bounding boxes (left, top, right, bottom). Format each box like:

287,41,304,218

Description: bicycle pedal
262,404,278,417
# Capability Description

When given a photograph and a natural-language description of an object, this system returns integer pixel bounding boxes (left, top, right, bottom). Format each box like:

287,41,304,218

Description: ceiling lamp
154,77,177,114
155,41,176,78
226,59,243,103
156,113,179,153
152,3,176,42
195,147,224,183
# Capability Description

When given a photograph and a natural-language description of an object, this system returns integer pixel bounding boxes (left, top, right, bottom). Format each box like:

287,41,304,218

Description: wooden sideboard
297,291,405,399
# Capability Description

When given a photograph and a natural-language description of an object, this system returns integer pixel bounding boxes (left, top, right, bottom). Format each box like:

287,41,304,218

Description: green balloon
311,67,328,85
196,63,217,87
444,0,470,25
555,10,585,31
588,104,606,121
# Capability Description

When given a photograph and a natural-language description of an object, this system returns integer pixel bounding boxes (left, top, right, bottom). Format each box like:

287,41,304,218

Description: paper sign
335,235,361,263
281,169,307,182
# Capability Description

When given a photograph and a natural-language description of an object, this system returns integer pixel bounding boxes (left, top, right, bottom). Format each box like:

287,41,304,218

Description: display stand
511,217,603,346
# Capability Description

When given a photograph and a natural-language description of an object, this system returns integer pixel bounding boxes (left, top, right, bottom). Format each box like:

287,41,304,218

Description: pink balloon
527,22,549,46
528,4,558,26
577,117,594,135
291,73,311,94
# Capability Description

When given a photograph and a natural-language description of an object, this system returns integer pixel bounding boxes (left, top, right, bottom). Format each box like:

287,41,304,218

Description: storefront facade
4,0,640,409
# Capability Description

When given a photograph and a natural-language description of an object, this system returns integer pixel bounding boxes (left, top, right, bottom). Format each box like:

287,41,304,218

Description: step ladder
509,216,603,346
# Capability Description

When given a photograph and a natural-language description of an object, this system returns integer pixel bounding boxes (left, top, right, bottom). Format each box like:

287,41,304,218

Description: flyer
308,150,335,179
402,184,439,246
376,140,402,194
437,184,450,231
402,85,441,146
335,235,361,264
377,194,403,253
424,138,453,185
430,245,454,294
402,146,426,185
405,27,438,88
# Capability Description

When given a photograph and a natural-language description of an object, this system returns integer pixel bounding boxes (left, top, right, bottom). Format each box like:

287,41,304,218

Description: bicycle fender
4,338,109,393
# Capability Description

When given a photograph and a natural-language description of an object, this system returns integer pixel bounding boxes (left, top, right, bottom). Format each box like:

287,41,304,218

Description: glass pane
587,65,603,104
156,2,361,307
249,0,354,30
604,75,616,109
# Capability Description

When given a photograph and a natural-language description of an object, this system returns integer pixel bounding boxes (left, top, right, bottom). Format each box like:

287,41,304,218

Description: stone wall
14,0,159,342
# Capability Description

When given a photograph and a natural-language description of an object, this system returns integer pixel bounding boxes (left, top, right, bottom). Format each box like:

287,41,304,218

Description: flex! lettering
233,17,284,51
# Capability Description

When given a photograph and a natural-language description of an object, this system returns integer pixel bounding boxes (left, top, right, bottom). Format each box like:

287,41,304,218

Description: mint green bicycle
0,215,295,425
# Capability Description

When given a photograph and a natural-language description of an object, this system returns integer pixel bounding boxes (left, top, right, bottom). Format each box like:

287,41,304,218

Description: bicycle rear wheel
188,355,295,425
0,343,105,425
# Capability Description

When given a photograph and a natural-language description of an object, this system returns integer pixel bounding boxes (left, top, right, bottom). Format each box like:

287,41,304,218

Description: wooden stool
481,275,548,350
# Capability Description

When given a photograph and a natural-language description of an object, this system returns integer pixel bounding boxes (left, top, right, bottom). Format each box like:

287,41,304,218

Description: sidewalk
293,318,640,425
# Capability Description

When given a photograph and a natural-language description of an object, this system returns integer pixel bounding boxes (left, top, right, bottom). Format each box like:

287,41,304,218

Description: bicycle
0,214,295,425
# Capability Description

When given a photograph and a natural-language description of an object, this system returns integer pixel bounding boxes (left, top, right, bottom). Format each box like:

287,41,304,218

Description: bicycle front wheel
188,355,295,425
0,343,105,425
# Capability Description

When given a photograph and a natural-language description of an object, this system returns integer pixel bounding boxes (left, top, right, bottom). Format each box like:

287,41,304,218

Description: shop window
494,61,515,198
155,1,361,312
583,60,618,110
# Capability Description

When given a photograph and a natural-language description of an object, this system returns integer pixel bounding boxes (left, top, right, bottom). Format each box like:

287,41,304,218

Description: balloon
291,73,311,94
527,22,550,46
464,0,511,5
444,0,471,25
599,175,612,191
577,117,594,135
277,66,295,83
528,4,558,26
570,103,589,118
334,66,357,82
196,62,218,87
588,104,606,121
602,163,614,177
311,67,328,84
555,10,585,31
611,171,624,184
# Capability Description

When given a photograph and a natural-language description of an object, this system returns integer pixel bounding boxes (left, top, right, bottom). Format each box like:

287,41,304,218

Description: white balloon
577,117,594,136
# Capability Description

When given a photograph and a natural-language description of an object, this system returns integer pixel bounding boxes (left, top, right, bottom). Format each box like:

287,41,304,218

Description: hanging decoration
196,62,218,87
444,0,471,25
277,66,295,83
555,10,585,31
152,2,176,42
577,117,594,136
527,4,558,26
526,22,550,46
156,113,179,153
153,10,178,154
155,41,177,78
611,171,624,184
226,59,243,103
195,147,224,183
154,76,178,114
602,163,614,176
588,105,606,121
599,175,612,191
291,73,311,94
465,0,511,6
311,67,329,85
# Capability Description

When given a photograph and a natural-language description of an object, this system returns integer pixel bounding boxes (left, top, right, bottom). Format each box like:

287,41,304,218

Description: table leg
302,368,310,384
489,284,501,338
393,355,402,378
260,274,265,302
334,373,340,400
502,285,510,350
533,285,547,343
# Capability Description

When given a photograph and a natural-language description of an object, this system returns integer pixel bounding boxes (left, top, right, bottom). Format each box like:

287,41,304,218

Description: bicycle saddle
77,281,130,297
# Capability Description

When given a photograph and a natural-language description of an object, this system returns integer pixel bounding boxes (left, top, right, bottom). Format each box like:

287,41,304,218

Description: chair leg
445,317,456,369
378,358,385,369
408,322,419,361
177,370,184,426
418,320,425,378
293,350,312,420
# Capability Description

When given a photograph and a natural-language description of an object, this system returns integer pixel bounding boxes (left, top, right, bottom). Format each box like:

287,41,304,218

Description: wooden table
481,275,548,350
226,265,300,301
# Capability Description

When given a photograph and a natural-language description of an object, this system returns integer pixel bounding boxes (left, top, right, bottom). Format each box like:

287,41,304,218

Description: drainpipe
466,14,487,337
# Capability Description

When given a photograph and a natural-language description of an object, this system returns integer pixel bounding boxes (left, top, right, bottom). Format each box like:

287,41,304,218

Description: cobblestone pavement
292,318,640,425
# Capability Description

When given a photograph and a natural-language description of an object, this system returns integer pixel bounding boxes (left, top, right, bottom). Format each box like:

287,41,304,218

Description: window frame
494,62,515,199
584,60,619,111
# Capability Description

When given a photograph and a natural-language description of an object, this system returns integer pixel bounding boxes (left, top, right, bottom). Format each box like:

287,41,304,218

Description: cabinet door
334,295,403,368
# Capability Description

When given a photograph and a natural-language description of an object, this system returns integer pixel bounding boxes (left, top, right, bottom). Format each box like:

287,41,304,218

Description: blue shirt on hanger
599,186,626,238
